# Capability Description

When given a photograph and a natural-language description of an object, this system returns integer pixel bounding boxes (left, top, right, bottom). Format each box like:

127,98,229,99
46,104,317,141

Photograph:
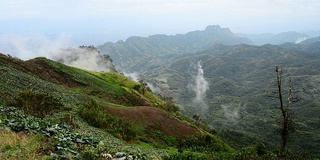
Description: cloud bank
0,33,71,60
52,46,115,72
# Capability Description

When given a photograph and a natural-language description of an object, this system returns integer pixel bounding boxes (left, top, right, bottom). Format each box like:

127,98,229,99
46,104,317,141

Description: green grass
45,60,165,107
46,59,125,95
91,71,165,106
0,129,49,160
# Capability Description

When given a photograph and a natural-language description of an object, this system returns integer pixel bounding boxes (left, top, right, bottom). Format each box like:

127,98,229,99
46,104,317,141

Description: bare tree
271,66,300,154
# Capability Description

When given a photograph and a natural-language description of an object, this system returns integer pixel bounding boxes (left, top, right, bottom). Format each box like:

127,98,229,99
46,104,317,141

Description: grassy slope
0,53,231,158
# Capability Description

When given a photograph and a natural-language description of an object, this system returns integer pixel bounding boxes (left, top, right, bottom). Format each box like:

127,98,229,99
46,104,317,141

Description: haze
1,0,320,47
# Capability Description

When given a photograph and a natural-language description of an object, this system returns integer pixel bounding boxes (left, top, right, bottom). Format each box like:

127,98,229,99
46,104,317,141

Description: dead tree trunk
274,66,298,154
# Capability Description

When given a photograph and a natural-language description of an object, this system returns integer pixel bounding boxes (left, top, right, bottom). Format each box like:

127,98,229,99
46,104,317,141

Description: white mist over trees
193,61,209,111
52,45,116,72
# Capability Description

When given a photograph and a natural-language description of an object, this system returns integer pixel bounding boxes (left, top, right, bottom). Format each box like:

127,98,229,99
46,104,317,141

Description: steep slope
144,44,320,155
97,25,252,72
0,53,232,159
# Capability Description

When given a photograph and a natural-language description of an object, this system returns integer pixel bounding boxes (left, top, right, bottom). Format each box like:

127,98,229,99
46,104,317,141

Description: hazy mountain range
97,25,320,155
97,25,253,72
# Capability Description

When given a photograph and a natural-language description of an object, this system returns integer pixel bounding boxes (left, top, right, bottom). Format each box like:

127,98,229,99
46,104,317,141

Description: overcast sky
1,0,320,44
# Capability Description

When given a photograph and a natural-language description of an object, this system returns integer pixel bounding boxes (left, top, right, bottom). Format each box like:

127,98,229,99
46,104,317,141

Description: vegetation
0,53,232,159
2,34,320,160
6,90,64,118
0,106,98,159
78,99,140,141
0,129,48,160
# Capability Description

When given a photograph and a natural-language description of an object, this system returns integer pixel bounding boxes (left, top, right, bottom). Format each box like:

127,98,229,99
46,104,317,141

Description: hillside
280,36,320,54
97,25,252,72
143,44,320,156
0,53,235,159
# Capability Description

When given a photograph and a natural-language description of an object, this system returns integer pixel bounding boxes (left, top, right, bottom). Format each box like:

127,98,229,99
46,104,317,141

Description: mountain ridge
98,25,253,72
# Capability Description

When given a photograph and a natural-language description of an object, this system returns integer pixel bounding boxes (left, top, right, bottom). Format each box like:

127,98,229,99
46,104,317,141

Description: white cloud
0,0,319,37
0,33,71,60
2,0,318,19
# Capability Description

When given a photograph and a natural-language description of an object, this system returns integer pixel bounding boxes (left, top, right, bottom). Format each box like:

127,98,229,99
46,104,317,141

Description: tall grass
0,129,48,160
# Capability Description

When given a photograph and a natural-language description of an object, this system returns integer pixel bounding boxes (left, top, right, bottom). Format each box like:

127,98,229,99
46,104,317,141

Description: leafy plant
0,105,99,159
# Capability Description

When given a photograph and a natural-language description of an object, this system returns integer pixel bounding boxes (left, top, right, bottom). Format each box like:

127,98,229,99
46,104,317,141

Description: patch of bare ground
104,106,198,138
0,54,85,87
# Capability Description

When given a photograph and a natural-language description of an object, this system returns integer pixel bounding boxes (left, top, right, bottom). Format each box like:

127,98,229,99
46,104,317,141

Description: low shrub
178,134,231,153
6,90,63,118
163,151,207,160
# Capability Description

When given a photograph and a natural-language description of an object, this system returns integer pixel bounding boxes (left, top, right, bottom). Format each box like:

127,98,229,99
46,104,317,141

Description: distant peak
205,25,221,30
205,25,231,33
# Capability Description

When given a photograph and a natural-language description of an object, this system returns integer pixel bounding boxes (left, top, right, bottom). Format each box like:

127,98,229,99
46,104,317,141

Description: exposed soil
104,106,199,138
0,54,85,87
25,58,86,87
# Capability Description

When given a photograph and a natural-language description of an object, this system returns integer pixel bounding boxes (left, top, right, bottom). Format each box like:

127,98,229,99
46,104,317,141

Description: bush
163,151,207,160
79,99,140,141
79,99,117,128
7,90,63,118
178,134,231,153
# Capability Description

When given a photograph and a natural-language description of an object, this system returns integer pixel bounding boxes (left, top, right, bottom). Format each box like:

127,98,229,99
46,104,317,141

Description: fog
189,61,209,113
1,0,319,50
0,33,71,60
52,47,114,72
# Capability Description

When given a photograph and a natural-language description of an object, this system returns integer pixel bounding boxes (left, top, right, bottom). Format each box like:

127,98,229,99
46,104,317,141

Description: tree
271,66,300,155
164,96,180,117
138,79,148,95
193,115,201,126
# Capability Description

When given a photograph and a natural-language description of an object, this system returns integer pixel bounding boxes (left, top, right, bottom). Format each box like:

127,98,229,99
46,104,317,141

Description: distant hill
280,36,320,54
238,31,309,45
144,44,320,155
97,25,253,72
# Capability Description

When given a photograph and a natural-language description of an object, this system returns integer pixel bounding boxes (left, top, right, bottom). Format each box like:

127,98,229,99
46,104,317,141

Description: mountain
280,36,320,54
143,44,320,156
238,31,309,45
0,53,233,159
97,25,253,72
96,26,320,156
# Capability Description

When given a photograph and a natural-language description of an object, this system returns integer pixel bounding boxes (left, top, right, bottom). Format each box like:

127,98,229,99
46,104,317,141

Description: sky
0,0,320,58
